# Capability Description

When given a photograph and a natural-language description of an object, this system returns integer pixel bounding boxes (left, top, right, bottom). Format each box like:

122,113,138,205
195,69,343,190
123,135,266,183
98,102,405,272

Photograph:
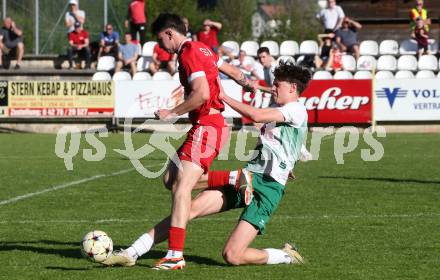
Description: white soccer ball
81,230,113,263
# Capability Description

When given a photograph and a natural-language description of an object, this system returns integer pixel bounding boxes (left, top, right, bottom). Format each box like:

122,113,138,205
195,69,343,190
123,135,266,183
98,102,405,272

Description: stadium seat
418,54,438,71
276,55,295,65
261,40,280,57
280,40,299,56
312,70,332,80
375,70,394,80
397,55,418,71
173,72,180,81
132,72,152,81
416,70,435,79
356,56,377,71
299,40,319,55
341,55,356,72
318,0,327,9
152,71,172,81
136,56,152,72
359,40,379,56
354,71,373,79
142,41,157,57
333,70,353,80
379,40,399,55
221,41,240,57
92,72,111,81
399,39,418,55
112,71,132,81
437,72,440,78
395,70,415,79
96,56,115,71
240,41,259,57
377,55,397,71
428,39,438,54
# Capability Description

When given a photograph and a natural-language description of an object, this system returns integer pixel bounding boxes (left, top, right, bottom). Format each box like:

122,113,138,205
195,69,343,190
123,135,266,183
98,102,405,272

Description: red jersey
197,27,219,50
129,0,146,24
69,30,89,45
177,40,224,123
154,44,172,62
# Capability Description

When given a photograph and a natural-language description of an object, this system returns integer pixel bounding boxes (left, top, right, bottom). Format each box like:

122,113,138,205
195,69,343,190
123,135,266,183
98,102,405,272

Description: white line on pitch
1,213,440,225
0,164,162,207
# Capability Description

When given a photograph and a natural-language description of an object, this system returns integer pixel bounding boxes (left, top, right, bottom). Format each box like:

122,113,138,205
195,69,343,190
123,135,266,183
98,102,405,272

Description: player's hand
155,109,174,120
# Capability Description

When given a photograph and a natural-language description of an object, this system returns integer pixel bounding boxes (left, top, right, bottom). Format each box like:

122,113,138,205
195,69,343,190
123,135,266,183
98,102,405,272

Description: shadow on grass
0,240,226,267
319,175,440,185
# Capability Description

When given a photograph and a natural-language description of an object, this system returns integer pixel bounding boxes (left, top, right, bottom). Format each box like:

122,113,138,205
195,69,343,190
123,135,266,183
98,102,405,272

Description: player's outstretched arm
218,62,255,92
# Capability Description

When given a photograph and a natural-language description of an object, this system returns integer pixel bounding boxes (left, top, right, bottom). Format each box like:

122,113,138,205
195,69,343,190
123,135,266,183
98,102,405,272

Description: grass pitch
0,131,439,280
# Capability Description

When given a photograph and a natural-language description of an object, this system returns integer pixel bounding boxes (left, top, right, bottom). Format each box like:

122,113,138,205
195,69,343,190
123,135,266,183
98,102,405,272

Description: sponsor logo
376,87,408,108
299,87,369,110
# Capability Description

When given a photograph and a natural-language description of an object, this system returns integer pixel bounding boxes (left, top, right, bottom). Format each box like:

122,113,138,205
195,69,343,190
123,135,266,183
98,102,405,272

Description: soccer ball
80,230,113,263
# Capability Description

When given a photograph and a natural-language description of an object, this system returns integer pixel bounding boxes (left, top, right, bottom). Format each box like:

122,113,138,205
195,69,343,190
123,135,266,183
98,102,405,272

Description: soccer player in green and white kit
104,61,310,268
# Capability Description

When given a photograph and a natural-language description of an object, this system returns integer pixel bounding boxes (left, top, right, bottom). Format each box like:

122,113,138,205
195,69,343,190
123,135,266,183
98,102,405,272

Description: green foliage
217,0,257,41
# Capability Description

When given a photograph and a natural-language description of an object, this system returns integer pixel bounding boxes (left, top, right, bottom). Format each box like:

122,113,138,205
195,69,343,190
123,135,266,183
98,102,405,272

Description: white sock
165,250,183,259
229,170,239,185
264,248,292,264
126,233,154,259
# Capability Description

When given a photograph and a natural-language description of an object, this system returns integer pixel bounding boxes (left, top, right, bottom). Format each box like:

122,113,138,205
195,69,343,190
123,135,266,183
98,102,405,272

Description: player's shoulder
280,101,307,116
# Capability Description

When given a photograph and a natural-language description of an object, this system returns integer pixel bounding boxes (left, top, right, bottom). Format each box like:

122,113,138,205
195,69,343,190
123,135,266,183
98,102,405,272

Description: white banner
115,80,243,118
375,79,440,121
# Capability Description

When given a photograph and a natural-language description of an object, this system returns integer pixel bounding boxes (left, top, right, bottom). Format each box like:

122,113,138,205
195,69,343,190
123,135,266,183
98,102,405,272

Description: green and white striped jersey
246,101,308,185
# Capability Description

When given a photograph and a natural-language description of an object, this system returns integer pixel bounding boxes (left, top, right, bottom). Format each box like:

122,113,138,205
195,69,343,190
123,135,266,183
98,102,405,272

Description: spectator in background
65,0,85,34
116,33,138,75
182,17,197,41
316,0,345,33
149,43,177,74
335,17,362,60
125,0,147,45
410,0,431,31
412,17,429,58
0,17,24,69
256,47,276,92
98,23,119,59
237,50,263,80
67,21,91,69
197,19,222,53
315,32,336,70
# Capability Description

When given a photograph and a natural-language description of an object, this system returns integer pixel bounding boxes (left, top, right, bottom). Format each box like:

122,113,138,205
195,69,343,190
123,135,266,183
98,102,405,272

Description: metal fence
0,0,129,55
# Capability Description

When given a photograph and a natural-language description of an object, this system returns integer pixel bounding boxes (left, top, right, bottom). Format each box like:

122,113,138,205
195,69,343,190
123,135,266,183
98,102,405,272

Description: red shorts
177,114,229,173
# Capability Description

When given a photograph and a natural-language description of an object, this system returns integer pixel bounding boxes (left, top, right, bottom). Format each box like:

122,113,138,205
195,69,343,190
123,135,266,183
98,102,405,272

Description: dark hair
257,47,270,56
273,61,312,94
151,13,186,36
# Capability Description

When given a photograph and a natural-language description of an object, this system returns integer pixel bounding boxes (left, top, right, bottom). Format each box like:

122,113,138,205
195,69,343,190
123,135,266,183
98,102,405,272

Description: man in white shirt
316,0,345,33
65,0,85,33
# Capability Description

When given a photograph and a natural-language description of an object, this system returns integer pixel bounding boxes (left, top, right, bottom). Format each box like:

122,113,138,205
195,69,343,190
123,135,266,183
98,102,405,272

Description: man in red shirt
67,21,91,69
125,0,147,45
149,43,177,74
197,19,222,53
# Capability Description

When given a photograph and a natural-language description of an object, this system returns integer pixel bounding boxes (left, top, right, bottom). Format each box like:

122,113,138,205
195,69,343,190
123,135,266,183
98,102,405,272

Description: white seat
318,0,327,9
312,70,332,80
379,40,399,55
221,41,240,57
132,72,152,81
280,40,299,56
437,72,440,78
359,40,379,56
92,72,111,81
395,70,415,79
354,71,373,79
375,70,394,80
416,70,435,79
142,41,157,57
240,41,259,57
397,55,418,71
428,39,438,54
356,56,377,71
418,54,438,71
299,40,319,55
172,72,180,81
96,56,115,71
341,55,356,71
112,71,132,81
152,71,172,81
399,39,418,55
136,56,152,72
377,55,397,71
276,55,295,65
261,40,280,57
333,70,353,79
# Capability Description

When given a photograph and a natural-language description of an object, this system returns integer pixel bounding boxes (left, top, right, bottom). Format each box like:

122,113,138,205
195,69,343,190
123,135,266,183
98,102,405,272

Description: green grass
0,131,440,280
